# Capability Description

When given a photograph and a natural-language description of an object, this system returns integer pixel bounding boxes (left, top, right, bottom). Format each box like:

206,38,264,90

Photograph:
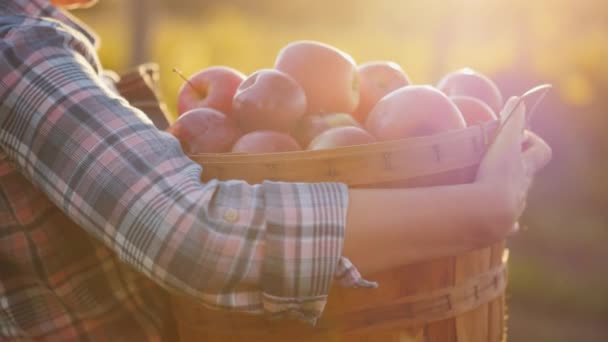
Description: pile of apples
168,40,503,154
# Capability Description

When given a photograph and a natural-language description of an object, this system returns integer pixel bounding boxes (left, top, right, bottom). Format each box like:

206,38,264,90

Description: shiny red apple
168,108,240,154
275,40,359,114
436,68,503,113
307,126,376,150
177,66,245,116
365,85,466,141
352,61,411,123
232,69,307,133
450,95,497,126
231,131,302,153
293,113,361,147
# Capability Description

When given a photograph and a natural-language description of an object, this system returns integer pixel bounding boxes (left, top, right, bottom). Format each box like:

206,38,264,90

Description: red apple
293,113,361,147
365,85,466,141
450,95,497,126
232,69,307,133
308,126,376,150
168,108,240,154
275,40,359,114
231,131,301,153
436,68,503,113
177,66,245,116
352,61,411,123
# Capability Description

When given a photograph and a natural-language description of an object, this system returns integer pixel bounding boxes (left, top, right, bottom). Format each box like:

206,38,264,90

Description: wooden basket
172,119,509,342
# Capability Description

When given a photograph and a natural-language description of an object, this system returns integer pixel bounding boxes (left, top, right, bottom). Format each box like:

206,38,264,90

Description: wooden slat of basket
320,256,452,341
423,256,457,342
341,263,506,333
191,121,499,186
346,328,424,342
488,241,508,342
455,246,493,341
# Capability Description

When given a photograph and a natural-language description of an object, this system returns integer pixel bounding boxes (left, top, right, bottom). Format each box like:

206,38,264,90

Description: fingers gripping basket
172,120,509,342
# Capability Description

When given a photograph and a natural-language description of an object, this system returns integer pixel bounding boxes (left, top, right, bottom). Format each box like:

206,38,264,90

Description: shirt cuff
260,181,376,324
335,256,379,289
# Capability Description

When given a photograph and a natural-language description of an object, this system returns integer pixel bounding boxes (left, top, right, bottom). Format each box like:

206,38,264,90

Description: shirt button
223,209,239,223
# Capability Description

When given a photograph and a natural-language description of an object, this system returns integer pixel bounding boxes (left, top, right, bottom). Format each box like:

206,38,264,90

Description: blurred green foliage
73,0,608,340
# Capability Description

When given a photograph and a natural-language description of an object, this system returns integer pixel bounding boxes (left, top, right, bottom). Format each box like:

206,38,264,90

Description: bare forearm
343,183,507,275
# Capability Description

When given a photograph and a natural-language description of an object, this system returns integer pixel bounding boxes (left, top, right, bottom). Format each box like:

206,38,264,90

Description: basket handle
487,83,552,149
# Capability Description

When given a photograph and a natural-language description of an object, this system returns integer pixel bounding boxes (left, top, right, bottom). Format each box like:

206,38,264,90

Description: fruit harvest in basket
167,40,548,187
169,40,496,150
167,40,551,342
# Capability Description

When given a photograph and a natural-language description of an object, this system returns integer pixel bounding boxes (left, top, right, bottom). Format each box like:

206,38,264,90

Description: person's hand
475,96,552,235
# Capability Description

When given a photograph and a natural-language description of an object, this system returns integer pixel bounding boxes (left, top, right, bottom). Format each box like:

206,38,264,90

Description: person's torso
0,1,174,340
0,150,172,341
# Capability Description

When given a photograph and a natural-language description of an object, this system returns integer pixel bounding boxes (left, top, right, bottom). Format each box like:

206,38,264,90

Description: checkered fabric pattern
0,1,373,340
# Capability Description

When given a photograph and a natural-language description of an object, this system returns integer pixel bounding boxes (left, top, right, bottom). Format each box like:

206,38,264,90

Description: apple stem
172,68,204,97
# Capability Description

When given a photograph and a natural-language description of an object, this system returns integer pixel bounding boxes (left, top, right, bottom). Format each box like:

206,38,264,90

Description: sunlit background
72,0,608,340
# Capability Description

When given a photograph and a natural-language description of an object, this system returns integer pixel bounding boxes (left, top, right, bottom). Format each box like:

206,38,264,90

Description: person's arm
344,183,502,274
344,97,552,275
0,19,349,322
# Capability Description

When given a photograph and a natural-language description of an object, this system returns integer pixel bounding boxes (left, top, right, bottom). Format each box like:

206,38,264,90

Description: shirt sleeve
0,18,369,323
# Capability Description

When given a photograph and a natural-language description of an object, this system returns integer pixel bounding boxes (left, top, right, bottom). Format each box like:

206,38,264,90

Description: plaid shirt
0,1,372,340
